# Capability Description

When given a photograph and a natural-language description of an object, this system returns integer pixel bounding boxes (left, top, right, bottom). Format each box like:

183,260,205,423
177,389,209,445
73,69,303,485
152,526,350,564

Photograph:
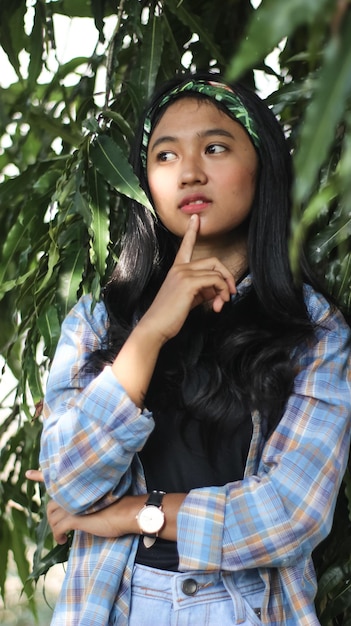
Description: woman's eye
206,144,226,154
157,151,176,162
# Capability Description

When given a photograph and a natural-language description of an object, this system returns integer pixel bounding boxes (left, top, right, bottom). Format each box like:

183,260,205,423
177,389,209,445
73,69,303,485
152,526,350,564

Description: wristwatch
136,490,166,548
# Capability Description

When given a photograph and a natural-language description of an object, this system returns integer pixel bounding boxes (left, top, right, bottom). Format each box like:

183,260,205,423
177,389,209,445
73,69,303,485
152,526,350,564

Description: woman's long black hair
89,70,323,446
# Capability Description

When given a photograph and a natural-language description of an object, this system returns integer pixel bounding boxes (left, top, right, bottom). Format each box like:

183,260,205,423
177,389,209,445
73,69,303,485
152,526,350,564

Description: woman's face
146,97,258,244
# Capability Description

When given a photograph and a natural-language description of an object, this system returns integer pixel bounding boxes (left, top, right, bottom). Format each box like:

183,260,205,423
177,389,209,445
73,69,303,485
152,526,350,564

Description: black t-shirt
136,407,252,570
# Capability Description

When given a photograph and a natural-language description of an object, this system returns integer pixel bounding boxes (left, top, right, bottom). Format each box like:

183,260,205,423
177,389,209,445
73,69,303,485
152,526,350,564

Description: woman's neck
191,230,249,283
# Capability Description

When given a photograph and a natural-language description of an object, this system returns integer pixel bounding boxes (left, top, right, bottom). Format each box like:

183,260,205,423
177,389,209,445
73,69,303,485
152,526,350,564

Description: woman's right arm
40,215,235,515
110,214,235,408
39,295,155,514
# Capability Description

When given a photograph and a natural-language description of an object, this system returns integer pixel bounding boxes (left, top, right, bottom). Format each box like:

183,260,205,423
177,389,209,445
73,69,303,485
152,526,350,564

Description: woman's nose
179,155,207,186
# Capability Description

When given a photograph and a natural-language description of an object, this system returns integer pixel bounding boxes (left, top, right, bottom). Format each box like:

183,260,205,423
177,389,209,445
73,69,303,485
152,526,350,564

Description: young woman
28,72,351,625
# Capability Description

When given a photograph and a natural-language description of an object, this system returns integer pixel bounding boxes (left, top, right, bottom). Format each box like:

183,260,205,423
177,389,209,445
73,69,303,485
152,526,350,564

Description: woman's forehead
152,96,224,127
149,97,253,146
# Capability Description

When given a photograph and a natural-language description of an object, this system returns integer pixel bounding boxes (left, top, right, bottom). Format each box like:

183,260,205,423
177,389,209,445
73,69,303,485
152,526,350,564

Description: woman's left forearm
47,493,187,543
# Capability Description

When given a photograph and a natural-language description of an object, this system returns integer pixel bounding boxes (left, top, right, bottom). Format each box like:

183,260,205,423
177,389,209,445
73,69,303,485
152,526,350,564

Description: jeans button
181,578,198,596
254,608,261,619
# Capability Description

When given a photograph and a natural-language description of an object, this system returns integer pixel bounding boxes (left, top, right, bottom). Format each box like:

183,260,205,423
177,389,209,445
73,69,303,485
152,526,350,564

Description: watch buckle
143,536,157,548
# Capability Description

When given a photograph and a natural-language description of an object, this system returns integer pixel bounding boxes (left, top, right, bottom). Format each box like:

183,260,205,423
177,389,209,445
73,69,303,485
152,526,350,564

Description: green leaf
72,189,93,225
344,467,351,523
334,253,351,310
36,305,61,359
87,167,110,278
31,537,72,580
22,340,44,403
43,56,98,98
139,10,164,99
27,0,44,90
11,507,36,614
58,246,86,317
226,0,330,81
0,519,11,601
0,269,36,299
167,0,226,67
0,214,34,278
99,110,134,142
290,181,337,272
91,0,105,42
293,12,351,204
310,219,351,262
89,135,154,214
54,0,93,18
0,0,27,78
27,108,82,146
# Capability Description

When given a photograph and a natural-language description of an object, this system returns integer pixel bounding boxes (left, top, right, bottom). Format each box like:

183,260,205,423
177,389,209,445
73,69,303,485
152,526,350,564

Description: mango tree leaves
167,0,226,68
87,167,110,282
1,0,351,620
138,8,165,100
89,134,154,214
226,0,332,82
0,0,27,78
27,0,45,90
293,10,351,205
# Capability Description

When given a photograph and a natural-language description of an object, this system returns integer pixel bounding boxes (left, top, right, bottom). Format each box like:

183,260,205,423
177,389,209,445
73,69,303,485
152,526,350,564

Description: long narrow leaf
87,168,110,278
27,1,44,90
167,0,225,67
294,12,351,204
0,270,36,299
140,10,164,99
31,538,72,580
226,0,330,81
36,305,61,359
57,247,86,317
0,215,36,282
290,181,337,271
11,507,36,615
90,135,154,214
0,519,11,601
0,1,26,79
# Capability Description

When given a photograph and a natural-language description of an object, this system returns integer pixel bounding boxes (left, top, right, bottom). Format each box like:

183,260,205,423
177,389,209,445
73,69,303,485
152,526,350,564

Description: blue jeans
124,564,264,625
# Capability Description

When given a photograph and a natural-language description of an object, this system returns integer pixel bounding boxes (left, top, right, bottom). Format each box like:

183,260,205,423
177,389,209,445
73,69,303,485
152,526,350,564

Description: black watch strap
146,490,166,507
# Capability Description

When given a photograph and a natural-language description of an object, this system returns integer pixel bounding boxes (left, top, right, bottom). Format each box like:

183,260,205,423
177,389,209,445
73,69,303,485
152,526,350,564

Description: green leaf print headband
140,79,260,171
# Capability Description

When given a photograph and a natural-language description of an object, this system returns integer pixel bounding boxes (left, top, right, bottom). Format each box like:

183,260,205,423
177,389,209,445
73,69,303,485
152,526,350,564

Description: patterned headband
140,79,260,170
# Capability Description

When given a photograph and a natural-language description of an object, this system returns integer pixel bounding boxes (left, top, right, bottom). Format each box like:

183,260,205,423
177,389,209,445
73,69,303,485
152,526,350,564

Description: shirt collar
231,273,252,303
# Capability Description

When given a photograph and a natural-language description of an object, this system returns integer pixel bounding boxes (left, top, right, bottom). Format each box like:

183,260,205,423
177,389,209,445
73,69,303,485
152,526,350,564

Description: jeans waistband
131,564,264,622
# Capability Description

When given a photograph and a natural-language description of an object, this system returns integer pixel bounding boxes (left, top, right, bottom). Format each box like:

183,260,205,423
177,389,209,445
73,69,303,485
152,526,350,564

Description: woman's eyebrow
201,128,235,140
150,135,177,152
150,128,235,152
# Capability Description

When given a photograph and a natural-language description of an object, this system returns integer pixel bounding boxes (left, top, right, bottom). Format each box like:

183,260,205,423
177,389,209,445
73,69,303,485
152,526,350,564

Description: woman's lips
179,196,211,214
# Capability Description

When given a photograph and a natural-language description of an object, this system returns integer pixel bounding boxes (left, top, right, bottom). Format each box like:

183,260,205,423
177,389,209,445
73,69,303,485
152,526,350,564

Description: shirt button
181,578,199,596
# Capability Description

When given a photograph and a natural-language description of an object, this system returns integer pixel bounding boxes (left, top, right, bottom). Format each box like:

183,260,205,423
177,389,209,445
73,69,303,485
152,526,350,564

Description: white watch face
137,504,164,534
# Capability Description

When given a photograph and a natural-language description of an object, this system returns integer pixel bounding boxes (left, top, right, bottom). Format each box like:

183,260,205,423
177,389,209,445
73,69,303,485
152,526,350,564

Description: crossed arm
26,213,236,545
26,468,185,545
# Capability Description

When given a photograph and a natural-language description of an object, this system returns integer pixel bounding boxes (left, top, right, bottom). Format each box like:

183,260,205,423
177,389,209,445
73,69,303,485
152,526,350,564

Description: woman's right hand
111,214,236,407
141,213,236,343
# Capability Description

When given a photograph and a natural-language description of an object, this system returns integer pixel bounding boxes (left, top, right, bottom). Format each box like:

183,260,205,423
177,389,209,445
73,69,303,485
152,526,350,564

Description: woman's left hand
26,469,143,542
46,499,77,544
47,496,144,544
26,470,185,543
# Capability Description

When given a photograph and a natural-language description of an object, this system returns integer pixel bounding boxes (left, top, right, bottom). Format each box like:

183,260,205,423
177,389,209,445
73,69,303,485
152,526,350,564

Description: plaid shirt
40,280,351,625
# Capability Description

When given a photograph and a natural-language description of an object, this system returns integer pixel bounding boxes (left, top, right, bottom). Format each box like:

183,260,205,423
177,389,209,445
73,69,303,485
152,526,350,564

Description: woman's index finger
174,214,199,264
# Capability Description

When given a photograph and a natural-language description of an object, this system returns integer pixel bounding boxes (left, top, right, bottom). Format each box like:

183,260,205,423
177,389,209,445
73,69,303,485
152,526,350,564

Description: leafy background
0,0,351,623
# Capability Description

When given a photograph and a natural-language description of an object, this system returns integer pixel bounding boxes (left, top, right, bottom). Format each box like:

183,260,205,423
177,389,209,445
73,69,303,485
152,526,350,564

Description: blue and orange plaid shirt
40,279,351,625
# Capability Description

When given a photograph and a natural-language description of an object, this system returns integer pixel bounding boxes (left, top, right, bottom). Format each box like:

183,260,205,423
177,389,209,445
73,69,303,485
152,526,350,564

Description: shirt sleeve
39,295,154,513
177,289,351,572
